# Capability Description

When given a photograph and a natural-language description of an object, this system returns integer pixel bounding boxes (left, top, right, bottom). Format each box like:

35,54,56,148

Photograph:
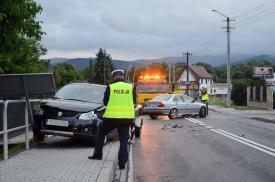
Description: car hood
41,99,104,113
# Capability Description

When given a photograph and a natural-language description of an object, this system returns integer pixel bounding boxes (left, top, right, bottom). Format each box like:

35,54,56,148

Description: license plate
46,119,69,127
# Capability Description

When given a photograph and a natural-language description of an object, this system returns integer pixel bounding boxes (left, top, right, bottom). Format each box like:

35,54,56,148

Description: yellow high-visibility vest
201,93,209,101
103,82,135,119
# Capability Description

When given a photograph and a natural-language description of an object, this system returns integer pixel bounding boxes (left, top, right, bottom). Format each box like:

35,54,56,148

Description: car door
177,95,191,114
172,95,182,114
172,95,186,115
183,96,199,114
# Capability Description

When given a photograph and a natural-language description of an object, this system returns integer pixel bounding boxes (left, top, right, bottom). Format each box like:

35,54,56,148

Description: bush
231,79,253,106
231,78,265,106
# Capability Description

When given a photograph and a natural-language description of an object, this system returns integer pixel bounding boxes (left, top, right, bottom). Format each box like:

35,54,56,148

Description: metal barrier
0,100,30,160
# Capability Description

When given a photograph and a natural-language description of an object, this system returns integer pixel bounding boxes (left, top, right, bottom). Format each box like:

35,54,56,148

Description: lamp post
212,9,233,107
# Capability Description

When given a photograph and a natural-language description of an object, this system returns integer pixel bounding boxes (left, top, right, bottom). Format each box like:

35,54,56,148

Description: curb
113,143,134,182
96,142,119,182
248,116,275,124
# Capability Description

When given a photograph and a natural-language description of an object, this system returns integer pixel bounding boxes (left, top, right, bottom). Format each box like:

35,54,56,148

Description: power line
234,4,275,25
233,0,275,26
234,0,275,19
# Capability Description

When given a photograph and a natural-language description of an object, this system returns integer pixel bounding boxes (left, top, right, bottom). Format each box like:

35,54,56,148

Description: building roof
176,65,213,81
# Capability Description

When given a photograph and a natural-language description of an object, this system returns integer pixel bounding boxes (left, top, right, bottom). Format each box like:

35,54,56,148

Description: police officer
201,87,209,115
88,69,136,170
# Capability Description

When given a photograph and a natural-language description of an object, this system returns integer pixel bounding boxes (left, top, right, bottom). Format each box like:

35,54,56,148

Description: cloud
36,0,275,60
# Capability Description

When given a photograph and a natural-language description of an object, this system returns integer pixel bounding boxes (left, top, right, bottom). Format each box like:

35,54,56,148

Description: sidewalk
209,105,275,123
0,137,119,182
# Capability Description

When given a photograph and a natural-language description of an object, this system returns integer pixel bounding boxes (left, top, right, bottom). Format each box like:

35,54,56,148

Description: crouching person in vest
88,69,136,170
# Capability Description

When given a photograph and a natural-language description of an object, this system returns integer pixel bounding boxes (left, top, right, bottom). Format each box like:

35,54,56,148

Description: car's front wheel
149,114,158,120
168,108,178,119
199,106,206,118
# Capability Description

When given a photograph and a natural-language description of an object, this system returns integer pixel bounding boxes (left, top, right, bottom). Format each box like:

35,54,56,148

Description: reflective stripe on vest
103,82,135,119
202,93,209,101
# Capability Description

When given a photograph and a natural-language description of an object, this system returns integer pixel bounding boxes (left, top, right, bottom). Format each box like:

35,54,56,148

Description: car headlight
79,111,97,120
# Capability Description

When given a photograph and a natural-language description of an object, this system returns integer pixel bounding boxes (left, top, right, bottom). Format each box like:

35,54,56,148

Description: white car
143,94,206,119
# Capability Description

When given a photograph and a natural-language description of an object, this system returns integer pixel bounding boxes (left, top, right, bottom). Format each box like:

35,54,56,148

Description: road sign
182,81,191,86
253,67,273,77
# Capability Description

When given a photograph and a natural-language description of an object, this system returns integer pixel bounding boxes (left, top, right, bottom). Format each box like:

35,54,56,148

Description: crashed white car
143,94,206,119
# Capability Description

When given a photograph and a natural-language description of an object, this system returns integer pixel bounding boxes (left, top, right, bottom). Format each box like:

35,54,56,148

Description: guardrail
0,100,31,160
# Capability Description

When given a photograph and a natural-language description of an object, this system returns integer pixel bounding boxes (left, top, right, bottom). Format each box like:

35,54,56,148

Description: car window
55,84,106,104
183,95,193,102
152,95,172,101
173,95,185,102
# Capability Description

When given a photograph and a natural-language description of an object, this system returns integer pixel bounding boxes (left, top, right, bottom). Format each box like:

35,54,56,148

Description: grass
209,97,267,110
0,139,34,160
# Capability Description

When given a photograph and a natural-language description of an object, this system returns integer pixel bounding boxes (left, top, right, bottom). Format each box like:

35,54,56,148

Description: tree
53,63,82,88
93,48,114,85
0,0,46,74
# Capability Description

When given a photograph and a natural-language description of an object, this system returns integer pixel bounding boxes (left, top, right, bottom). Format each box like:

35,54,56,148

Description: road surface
132,111,275,182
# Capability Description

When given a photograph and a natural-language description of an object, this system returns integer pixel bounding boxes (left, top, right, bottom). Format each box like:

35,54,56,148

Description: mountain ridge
49,54,275,70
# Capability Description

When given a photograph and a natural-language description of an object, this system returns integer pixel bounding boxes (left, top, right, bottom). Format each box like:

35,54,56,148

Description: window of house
206,79,208,84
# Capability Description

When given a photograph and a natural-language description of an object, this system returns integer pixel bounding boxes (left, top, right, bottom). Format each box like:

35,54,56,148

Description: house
176,65,213,94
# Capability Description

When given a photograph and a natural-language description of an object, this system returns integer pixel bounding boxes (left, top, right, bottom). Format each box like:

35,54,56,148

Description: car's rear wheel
135,119,143,138
199,106,206,118
149,114,158,120
168,108,178,119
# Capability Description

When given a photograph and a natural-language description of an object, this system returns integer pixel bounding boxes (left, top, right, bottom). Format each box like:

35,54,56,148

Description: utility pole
89,59,93,83
172,64,175,82
103,59,106,85
183,51,192,96
212,10,234,107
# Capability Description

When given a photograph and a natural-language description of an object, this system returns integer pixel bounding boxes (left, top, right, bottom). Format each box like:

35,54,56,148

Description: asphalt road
132,111,275,182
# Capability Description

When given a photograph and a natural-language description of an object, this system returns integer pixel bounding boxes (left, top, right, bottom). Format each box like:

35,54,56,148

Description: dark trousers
93,118,133,167
202,100,208,115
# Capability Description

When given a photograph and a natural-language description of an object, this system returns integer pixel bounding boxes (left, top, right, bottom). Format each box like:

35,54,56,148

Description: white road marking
217,129,275,153
185,118,198,124
189,118,205,125
205,126,214,129
188,118,201,123
211,129,275,157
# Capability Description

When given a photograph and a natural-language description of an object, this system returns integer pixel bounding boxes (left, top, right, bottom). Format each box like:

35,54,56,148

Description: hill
49,54,275,70
50,58,141,70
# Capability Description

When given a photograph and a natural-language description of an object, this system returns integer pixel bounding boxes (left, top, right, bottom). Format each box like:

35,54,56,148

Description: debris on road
161,124,184,132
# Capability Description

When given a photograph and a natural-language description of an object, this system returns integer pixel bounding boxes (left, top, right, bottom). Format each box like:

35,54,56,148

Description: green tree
93,48,114,85
53,63,82,88
0,0,46,74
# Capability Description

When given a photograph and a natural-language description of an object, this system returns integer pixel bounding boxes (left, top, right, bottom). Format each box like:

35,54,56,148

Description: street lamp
212,9,233,107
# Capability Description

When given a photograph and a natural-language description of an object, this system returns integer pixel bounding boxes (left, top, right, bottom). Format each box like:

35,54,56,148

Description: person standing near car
201,87,209,115
88,69,136,170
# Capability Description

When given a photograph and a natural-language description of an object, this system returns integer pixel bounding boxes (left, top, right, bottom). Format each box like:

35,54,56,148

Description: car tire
135,119,143,138
149,114,158,120
199,106,206,118
32,116,45,142
168,108,178,119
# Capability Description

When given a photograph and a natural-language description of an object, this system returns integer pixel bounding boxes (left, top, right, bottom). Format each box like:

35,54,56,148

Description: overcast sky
37,0,275,60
